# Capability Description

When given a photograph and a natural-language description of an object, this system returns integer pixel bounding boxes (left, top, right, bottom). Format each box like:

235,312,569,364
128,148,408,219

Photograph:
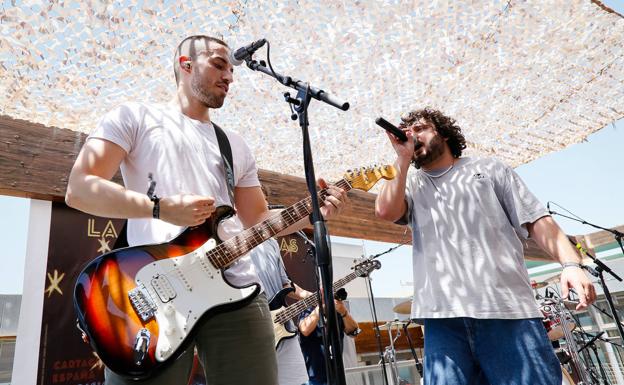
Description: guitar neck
208,179,352,269
273,271,361,325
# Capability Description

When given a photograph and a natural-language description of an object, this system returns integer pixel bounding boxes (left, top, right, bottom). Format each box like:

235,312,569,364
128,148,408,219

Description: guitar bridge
129,285,156,322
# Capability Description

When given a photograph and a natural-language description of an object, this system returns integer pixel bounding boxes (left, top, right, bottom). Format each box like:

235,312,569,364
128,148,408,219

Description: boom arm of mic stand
244,59,349,111
552,209,623,282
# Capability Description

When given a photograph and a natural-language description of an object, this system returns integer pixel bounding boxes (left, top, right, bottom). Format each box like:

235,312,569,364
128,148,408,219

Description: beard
412,134,445,168
191,71,225,108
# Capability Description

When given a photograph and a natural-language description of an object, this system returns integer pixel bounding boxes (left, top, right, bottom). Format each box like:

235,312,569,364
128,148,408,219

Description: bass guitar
269,258,381,348
73,165,396,379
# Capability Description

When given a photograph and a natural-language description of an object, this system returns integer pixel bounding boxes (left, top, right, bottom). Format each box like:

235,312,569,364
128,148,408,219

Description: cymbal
393,299,412,315
378,320,420,330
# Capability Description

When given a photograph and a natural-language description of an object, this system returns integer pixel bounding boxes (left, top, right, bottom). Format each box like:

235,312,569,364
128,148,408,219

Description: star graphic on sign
97,236,111,254
45,269,65,297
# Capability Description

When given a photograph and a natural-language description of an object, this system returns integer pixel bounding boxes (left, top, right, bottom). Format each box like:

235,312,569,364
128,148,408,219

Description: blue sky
1,0,623,296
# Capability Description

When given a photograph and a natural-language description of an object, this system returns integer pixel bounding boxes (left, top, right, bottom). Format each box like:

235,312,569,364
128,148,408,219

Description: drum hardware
379,320,418,385
555,299,593,385
540,295,596,384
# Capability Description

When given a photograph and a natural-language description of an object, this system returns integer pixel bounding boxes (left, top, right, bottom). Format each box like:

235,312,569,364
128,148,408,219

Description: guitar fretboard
206,179,352,269
273,268,366,325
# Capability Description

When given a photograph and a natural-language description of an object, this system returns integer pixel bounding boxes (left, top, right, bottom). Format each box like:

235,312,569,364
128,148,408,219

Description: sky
1,0,623,297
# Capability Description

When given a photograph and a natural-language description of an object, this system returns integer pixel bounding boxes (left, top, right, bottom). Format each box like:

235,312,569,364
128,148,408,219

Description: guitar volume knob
164,304,175,316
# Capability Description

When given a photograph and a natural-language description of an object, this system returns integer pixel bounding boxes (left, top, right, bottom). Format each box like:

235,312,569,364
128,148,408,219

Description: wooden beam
0,114,409,243
7,114,620,250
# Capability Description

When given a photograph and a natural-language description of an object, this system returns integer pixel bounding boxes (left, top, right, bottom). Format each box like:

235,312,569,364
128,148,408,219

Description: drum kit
534,279,611,385
374,300,423,385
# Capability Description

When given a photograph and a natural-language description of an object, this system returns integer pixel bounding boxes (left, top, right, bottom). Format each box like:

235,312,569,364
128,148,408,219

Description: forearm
339,310,359,334
292,284,313,301
298,307,320,336
375,157,410,222
66,173,152,219
528,216,582,264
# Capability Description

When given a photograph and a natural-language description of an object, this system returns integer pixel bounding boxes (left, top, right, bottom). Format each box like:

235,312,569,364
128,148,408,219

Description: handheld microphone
375,117,408,142
229,38,267,66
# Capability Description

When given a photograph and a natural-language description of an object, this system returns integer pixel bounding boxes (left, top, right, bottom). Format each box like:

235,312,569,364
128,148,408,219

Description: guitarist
66,35,348,385
298,293,359,385
249,235,312,385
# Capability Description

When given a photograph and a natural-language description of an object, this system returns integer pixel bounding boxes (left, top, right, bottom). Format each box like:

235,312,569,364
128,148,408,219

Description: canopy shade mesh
1,0,623,182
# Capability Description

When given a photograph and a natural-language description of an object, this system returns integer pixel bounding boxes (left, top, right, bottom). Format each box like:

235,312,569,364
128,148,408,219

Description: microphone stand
364,273,390,385
548,208,624,344
244,53,349,385
402,321,424,378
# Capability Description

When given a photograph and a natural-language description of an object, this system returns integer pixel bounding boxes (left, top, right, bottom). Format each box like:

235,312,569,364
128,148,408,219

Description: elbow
65,186,77,208
375,205,399,223
65,173,86,210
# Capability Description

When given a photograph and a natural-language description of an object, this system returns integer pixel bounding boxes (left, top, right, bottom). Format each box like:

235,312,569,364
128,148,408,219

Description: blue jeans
424,318,562,385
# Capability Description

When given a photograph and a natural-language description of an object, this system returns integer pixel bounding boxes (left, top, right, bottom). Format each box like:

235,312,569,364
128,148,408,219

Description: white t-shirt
88,101,261,287
404,157,547,320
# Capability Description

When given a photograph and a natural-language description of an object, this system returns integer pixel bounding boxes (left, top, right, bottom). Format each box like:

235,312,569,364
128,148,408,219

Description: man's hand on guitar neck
316,178,349,221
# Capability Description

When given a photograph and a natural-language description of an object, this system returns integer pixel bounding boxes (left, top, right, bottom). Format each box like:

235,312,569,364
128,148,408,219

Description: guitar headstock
344,165,397,192
353,259,382,277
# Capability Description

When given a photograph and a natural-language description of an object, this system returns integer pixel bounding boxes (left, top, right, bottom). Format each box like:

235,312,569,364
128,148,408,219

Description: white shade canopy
2,0,623,182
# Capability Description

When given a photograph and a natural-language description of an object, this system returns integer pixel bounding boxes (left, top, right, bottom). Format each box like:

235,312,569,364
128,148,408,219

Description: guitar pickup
151,274,177,303
128,285,156,322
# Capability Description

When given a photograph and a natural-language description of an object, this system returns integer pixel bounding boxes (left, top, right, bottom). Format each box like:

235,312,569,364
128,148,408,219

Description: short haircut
173,35,229,84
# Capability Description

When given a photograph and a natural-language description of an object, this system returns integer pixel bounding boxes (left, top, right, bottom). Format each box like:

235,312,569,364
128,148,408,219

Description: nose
223,69,233,84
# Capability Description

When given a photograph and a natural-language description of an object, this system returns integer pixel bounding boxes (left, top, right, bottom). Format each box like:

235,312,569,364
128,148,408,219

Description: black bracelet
151,196,160,219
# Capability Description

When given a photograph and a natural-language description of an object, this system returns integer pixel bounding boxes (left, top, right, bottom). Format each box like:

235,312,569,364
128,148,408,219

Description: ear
179,56,192,72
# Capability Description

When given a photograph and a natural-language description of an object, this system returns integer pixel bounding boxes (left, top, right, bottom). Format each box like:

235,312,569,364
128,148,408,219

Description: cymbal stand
365,275,389,385
380,322,409,385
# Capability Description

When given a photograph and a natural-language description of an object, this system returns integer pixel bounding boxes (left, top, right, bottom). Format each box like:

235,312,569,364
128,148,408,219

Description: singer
65,35,348,385
375,108,596,385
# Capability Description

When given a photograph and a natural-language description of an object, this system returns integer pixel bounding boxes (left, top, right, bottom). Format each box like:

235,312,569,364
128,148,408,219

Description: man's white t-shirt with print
88,101,261,287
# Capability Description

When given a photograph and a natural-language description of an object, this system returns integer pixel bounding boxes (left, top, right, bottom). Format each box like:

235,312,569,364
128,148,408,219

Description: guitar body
72,165,396,379
73,205,259,379
268,288,298,348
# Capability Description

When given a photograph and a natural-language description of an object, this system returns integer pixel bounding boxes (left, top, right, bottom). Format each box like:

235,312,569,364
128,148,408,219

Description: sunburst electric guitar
73,164,396,379
269,258,381,348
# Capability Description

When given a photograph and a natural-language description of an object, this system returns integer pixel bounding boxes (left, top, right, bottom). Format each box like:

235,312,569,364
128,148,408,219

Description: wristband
151,196,160,219
561,262,582,269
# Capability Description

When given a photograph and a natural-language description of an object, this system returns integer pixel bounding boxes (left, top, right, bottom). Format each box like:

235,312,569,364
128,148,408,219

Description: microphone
229,38,267,66
375,117,408,142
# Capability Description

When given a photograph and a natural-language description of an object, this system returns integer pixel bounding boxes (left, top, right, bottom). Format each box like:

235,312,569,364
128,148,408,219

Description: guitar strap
113,122,235,249
213,122,235,207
